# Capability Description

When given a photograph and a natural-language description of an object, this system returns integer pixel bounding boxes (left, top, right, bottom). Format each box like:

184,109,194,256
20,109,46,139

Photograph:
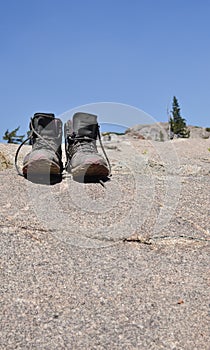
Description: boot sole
23,159,61,176
71,163,109,178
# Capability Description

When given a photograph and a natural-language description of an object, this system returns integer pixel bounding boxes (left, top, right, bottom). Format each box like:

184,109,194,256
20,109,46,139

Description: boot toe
23,150,61,176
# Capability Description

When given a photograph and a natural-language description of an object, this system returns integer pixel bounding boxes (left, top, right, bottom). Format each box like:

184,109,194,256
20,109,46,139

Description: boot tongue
73,112,98,139
32,114,58,138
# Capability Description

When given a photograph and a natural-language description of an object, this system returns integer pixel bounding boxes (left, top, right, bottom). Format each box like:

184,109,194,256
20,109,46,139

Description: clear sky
0,0,209,141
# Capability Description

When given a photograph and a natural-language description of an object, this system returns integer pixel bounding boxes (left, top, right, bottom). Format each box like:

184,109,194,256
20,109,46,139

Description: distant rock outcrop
125,122,169,141
125,123,210,141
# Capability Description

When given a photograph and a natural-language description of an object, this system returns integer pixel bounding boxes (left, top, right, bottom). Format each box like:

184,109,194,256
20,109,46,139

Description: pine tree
3,126,25,144
170,96,190,138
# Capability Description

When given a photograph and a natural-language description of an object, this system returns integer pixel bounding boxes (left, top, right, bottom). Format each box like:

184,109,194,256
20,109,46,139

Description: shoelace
97,127,112,176
67,136,97,155
15,118,62,176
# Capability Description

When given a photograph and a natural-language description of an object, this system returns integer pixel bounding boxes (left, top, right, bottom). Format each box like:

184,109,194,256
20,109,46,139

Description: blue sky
0,0,209,141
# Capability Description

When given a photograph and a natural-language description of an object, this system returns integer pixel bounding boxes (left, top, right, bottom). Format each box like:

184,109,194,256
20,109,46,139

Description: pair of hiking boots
17,112,110,180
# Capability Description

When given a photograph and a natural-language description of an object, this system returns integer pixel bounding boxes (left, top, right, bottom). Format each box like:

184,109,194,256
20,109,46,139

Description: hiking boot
22,113,63,176
64,112,110,178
